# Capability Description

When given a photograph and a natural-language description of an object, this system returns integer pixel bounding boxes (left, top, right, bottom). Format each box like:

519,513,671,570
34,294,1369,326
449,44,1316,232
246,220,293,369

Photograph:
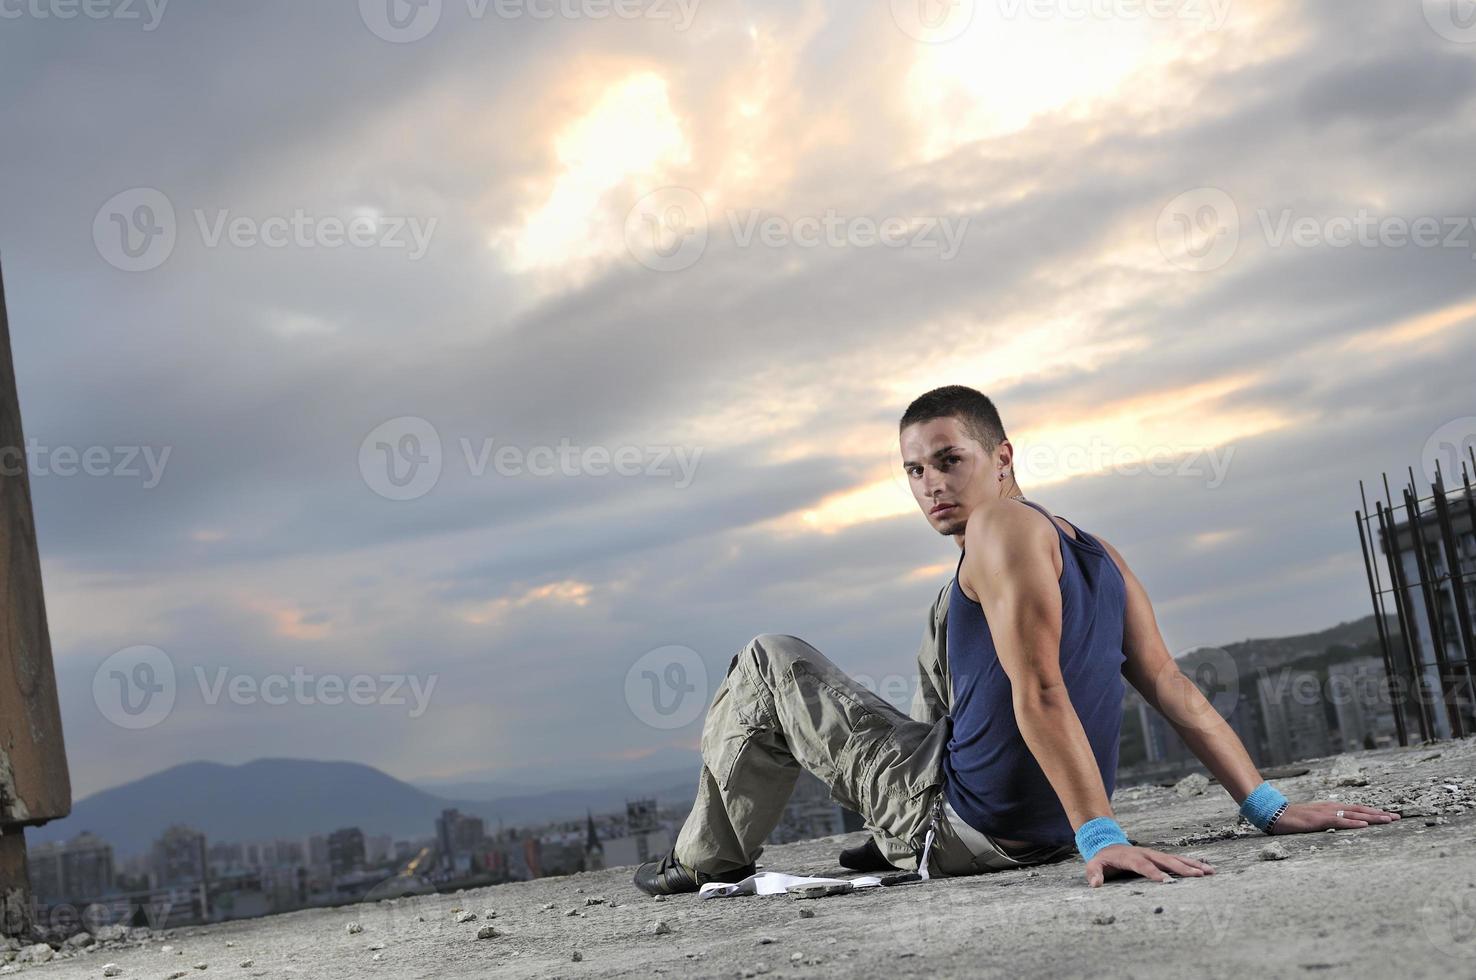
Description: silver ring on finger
1335,810,1345,818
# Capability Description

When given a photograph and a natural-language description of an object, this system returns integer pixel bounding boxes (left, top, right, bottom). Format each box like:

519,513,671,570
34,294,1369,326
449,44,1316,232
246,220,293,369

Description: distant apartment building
327,827,366,876
365,834,392,865
435,809,488,873
27,831,116,904
1376,499,1476,739
151,825,208,888
601,799,673,868
768,772,850,846
1328,656,1401,751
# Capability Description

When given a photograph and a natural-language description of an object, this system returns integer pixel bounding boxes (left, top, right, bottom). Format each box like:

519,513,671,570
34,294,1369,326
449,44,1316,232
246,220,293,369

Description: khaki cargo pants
673,634,1076,877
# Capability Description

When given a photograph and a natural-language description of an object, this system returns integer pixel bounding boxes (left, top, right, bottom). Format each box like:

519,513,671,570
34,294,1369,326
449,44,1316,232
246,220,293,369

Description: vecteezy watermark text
1158,187,1476,272
0,438,170,488
624,187,972,271
359,0,701,43
92,645,438,729
93,187,438,272
0,0,168,29
1016,438,1236,489
359,417,704,501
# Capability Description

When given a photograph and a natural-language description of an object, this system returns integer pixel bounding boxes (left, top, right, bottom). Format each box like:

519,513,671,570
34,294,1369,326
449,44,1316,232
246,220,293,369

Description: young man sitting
634,386,1398,895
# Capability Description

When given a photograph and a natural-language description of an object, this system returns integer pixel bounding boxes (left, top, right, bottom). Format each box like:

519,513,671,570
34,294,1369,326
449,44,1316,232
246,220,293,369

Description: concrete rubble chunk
455,911,477,923
476,925,500,940
1173,773,1210,797
1259,842,1291,861
24,944,54,964
650,921,672,935
1331,757,1368,786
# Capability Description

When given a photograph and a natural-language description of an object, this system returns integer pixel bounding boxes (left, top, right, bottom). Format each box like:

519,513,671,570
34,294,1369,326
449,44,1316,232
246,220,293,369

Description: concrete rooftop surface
6,738,1476,980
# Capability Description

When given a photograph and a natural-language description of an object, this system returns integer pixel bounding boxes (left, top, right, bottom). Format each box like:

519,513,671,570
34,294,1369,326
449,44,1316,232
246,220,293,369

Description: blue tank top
942,500,1127,845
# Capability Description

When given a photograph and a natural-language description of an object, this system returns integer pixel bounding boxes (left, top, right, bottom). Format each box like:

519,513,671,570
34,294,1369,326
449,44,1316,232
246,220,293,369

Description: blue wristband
1240,781,1289,833
1075,816,1130,861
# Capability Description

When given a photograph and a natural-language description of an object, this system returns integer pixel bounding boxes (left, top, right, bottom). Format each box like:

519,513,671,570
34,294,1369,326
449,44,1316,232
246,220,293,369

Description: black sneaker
837,838,901,873
632,849,755,896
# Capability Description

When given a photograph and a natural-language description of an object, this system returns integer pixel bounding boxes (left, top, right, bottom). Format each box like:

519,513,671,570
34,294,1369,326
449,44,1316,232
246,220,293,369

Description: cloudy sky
2,0,1473,801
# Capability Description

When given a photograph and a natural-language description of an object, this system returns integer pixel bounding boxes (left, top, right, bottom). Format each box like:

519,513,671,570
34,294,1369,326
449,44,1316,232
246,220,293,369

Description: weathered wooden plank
0,256,72,830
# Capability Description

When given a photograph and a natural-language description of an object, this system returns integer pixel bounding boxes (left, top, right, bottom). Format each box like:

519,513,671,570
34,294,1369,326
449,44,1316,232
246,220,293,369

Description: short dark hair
898,385,1007,451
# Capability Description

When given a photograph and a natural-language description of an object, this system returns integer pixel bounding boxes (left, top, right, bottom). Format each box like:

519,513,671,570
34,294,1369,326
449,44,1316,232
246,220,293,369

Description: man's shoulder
963,497,1055,553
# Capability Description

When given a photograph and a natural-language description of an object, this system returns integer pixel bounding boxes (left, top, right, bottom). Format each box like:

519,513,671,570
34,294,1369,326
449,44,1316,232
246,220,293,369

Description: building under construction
1355,448,1476,745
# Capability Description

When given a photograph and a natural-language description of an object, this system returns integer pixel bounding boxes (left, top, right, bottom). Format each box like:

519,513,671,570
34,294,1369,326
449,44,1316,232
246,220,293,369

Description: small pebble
757,937,775,945
541,902,556,910
1259,842,1290,861
572,951,583,962
238,960,253,968
1153,907,1163,914
476,926,499,940
103,966,122,978
1093,914,1116,925
346,923,363,935
455,911,477,923
650,921,672,936
798,909,815,919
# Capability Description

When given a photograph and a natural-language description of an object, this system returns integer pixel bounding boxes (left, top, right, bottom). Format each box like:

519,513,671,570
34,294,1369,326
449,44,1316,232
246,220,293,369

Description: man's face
899,416,1000,538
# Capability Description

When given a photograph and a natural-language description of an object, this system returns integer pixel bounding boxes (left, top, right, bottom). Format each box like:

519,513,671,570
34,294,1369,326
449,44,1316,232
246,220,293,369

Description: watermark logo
1157,187,1240,272
93,187,176,273
625,186,709,272
366,874,444,936
93,645,176,730
0,439,171,487
994,0,1233,31
1420,884,1476,957
360,416,444,501
359,0,700,42
0,0,170,30
1152,645,1238,731
1424,0,1476,43
890,0,976,42
195,666,438,718
359,419,704,498
360,0,442,42
1016,438,1236,489
624,186,971,272
93,188,438,271
1422,417,1476,488
625,645,708,729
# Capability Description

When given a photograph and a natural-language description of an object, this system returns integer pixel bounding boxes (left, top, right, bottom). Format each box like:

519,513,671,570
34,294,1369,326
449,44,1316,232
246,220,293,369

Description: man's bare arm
1098,535,1400,833
966,502,1216,885
964,503,1114,828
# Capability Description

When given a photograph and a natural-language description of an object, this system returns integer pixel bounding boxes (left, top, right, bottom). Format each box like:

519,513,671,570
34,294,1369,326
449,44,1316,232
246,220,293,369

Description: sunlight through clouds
493,71,692,275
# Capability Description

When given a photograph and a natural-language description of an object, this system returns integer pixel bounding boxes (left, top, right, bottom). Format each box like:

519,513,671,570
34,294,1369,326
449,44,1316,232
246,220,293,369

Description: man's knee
725,633,811,680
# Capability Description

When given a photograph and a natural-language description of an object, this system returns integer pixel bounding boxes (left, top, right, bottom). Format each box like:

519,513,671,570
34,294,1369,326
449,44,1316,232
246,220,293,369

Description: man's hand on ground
1269,801,1400,834
1083,844,1215,887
